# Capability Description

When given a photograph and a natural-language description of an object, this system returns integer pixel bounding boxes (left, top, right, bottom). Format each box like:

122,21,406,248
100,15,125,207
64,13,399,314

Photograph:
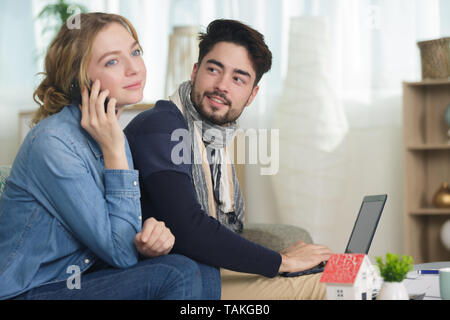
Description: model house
320,254,377,300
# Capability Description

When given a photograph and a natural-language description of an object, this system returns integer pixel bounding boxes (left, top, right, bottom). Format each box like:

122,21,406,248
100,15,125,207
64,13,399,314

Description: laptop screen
345,195,386,254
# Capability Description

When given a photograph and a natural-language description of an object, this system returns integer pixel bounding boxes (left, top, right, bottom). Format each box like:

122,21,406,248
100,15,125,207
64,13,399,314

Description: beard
190,80,247,126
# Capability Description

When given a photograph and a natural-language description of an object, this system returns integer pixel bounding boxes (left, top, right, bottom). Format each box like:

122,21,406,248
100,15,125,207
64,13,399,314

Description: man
124,19,333,299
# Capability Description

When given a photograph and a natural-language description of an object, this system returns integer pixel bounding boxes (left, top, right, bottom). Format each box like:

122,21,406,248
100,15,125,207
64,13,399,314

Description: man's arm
141,169,282,277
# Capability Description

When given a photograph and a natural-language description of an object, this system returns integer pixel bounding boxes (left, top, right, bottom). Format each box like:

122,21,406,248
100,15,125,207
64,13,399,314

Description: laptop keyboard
279,261,326,277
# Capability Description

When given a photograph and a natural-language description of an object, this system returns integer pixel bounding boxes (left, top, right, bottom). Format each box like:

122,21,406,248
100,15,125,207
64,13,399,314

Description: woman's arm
28,129,141,268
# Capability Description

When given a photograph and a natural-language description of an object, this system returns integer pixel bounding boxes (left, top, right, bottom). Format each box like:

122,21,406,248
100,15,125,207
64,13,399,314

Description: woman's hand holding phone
80,80,129,170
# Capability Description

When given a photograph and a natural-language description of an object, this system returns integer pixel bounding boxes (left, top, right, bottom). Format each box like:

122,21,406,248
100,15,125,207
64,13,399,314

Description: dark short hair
198,19,272,86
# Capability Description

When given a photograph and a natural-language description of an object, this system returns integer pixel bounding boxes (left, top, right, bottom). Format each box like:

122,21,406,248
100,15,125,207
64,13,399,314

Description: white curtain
1,0,449,257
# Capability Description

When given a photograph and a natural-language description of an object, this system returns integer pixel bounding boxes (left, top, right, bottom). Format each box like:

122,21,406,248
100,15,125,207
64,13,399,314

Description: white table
404,261,450,300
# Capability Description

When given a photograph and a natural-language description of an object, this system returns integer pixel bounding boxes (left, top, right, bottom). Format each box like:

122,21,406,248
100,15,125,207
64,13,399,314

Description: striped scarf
169,81,244,233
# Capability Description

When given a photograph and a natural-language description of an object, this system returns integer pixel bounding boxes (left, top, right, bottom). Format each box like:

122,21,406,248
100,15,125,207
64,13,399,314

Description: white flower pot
376,281,409,300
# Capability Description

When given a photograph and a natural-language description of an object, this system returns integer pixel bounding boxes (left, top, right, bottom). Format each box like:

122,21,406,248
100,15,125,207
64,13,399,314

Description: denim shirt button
84,258,90,264
133,181,137,187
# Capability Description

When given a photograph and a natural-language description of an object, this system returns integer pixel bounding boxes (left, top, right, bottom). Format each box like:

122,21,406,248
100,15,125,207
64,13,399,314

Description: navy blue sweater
124,100,281,277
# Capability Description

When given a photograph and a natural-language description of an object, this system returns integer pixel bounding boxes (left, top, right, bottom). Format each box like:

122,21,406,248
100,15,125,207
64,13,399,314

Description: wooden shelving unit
403,79,450,263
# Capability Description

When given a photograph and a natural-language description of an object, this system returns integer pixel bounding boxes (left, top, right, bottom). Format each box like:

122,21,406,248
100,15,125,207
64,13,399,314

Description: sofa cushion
242,223,313,252
0,166,11,197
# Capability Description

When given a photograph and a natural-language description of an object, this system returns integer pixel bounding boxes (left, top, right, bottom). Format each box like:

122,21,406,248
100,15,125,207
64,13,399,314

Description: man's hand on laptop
278,241,333,273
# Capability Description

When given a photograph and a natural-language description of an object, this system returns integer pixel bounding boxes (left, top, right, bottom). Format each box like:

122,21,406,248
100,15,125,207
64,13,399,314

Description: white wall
0,88,35,165
0,1,37,165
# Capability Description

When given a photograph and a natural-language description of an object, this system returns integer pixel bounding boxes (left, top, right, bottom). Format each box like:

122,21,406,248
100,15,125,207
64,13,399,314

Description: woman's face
87,22,146,109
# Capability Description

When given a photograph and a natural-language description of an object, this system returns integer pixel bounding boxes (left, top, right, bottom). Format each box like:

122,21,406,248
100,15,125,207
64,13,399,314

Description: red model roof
320,254,366,284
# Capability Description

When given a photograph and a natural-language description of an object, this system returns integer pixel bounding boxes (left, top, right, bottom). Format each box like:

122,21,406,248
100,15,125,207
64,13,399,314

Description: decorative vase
164,25,200,98
433,182,450,208
441,220,450,251
445,104,450,141
376,281,409,300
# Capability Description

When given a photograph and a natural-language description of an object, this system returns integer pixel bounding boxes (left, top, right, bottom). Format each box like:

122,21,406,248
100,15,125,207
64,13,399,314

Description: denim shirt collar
67,105,103,159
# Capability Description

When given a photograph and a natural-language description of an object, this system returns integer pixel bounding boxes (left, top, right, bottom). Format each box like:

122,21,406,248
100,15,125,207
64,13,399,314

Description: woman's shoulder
26,106,87,154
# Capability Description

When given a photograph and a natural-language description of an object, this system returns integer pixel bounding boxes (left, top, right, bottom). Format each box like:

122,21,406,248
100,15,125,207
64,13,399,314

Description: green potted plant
375,253,413,300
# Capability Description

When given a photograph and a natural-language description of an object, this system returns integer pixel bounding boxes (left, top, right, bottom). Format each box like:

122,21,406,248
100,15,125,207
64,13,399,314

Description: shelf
409,208,450,216
407,144,450,151
404,79,450,86
403,77,450,263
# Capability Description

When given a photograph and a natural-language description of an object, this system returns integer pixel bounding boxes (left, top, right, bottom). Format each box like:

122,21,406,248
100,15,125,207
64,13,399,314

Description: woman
0,12,220,300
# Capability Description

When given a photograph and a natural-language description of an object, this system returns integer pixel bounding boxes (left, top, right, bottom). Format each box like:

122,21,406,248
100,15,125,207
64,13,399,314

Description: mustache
204,90,231,106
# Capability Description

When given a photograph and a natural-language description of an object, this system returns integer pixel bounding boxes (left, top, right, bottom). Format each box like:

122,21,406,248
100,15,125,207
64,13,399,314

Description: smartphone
69,79,110,113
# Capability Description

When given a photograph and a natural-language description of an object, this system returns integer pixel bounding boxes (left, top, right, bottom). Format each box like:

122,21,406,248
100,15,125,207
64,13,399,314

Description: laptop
280,194,387,277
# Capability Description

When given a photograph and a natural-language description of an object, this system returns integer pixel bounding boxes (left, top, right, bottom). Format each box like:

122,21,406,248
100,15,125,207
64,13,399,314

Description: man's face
190,42,259,126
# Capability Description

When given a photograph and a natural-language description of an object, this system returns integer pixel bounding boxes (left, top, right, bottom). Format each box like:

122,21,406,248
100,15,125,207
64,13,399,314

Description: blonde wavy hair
32,12,141,125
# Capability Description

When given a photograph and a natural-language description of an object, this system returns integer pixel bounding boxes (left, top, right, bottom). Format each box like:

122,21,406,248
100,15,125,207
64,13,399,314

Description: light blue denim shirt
0,105,142,299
